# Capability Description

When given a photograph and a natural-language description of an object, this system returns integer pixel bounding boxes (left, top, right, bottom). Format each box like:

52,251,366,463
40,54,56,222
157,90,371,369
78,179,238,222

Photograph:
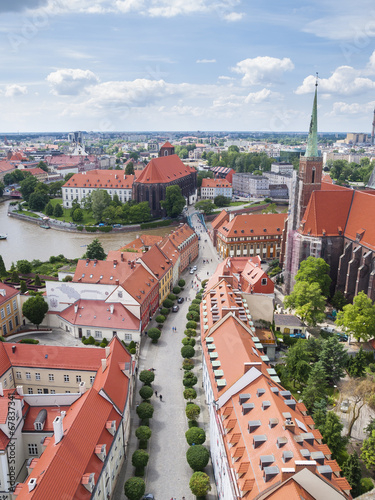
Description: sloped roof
211,209,229,231
73,258,135,285
201,178,231,188
135,154,195,184
138,244,172,279
0,160,15,174
168,224,197,249
158,237,180,266
57,299,140,330
23,406,71,432
345,190,375,251
218,213,287,238
0,429,10,450
64,169,134,189
0,342,11,377
0,282,19,306
120,263,158,305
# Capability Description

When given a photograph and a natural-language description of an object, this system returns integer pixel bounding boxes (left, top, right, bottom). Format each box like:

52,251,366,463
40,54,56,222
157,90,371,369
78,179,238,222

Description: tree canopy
85,238,106,260
295,256,331,297
91,189,112,222
336,291,375,342
284,281,326,326
22,296,48,327
195,199,215,214
161,185,185,218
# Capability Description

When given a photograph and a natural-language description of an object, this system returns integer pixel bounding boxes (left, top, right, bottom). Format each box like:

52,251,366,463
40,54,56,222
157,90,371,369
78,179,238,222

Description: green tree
336,291,375,342
136,402,154,420
0,181,4,197
347,348,367,378
181,345,195,359
183,388,197,401
64,172,74,182
195,199,215,214
147,327,161,343
197,170,214,188
178,279,185,288
124,477,145,500
19,175,38,202
189,471,211,497
342,452,362,497
320,411,347,460
185,404,200,421
125,162,135,175
284,339,311,387
214,195,230,207
186,445,210,471
22,296,48,327
295,256,331,297
72,208,84,222
361,430,375,472
132,449,149,469
161,185,186,218
53,203,63,218
91,189,112,222
34,275,41,287
85,238,106,260
45,202,54,216
28,192,49,211
185,427,206,446
319,336,348,385
139,385,153,400
129,202,151,223
312,398,328,430
17,259,32,274
139,369,155,385
37,161,48,172
135,426,152,442
0,255,6,277
20,280,28,293
183,373,198,388
331,290,347,311
302,361,328,411
284,281,326,326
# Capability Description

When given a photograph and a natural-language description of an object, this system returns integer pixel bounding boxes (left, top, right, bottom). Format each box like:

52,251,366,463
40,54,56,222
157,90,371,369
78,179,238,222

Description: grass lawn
14,210,40,218
44,198,98,225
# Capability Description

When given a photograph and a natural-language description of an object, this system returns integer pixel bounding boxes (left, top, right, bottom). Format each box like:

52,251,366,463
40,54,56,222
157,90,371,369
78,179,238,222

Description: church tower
159,141,175,157
298,79,322,222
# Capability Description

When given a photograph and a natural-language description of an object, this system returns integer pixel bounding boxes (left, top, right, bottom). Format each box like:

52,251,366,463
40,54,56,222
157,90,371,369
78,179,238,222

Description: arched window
311,167,316,183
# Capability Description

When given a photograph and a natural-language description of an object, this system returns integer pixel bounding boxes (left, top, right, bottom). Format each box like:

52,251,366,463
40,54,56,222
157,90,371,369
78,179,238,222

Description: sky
1,0,375,133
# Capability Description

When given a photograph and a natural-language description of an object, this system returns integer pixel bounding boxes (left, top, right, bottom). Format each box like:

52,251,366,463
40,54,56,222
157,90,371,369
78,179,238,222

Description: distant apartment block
201,178,232,200
232,173,270,197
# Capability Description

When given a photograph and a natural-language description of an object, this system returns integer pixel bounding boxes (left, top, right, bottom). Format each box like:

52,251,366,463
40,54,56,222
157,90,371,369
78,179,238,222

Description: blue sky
1,0,375,133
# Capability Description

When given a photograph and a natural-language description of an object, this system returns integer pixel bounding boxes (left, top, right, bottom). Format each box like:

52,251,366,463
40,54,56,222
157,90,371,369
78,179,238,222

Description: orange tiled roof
135,154,196,184
73,258,135,285
158,237,180,266
23,406,71,432
218,213,287,238
0,343,11,377
201,178,231,188
120,263,158,305
0,282,19,306
344,190,375,251
64,169,134,189
168,224,197,249
138,244,172,279
0,160,15,174
211,209,229,231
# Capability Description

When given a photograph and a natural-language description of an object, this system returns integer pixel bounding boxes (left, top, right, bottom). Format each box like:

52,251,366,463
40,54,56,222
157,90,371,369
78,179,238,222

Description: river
0,201,172,268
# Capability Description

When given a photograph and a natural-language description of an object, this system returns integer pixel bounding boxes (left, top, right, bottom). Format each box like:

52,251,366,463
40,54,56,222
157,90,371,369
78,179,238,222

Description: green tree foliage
185,404,200,421
185,427,206,446
186,445,210,471
184,388,197,401
341,452,362,497
129,202,151,223
124,477,145,500
189,471,212,497
178,279,185,287
336,291,375,342
0,255,6,277
284,281,326,326
319,336,348,385
312,398,328,430
214,195,230,207
295,256,331,297
139,370,155,385
20,280,28,293
361,430,375,472
53,203,63,217
197,170,214,188
139,385,153,400
45,202,54,216
181,345,195,359
91,189,112,222
34,275,41,287
22,296,48,327
48,180,64,198
132,449,149,469
135,425,152,442
71,207,83,222
365,418,375,437
28,192,49,211
0,181,4,197
19,175,38,202
195,199,215,214
186,311,199,322
125,162,135,175
347,348,367,378
155,315,165,324
331,290,347,311
17,259,32,274
136,402,154,420
186,321,197,329
163,299,173,309
37,161,48,172
147,327,161,343
161,185,186,218
302,361,328,411
85,238,106,260
284,339,311,387
183,373,198,388
321,411,347,460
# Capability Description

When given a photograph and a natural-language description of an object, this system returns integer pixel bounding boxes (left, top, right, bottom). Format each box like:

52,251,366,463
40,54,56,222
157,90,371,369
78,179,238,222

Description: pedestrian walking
155,390,158,397
159,394,163,401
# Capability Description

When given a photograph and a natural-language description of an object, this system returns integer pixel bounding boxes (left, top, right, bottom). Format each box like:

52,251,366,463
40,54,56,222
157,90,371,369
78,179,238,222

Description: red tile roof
210,209,229,231
73,258,135,285
218,213,287,238
0,343,11,377
0,429,10,450
138,244,172,279
135,154,196,184
0,282,19,306
344,190,375,251
23,406,71,432
64,169,134,189
201,178,231,188
168,224,196,248
0,160,16,174
158,237,180,266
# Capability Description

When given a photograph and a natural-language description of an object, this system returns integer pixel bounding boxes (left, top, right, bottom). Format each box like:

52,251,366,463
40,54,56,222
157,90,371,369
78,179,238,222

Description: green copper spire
305,75,318,158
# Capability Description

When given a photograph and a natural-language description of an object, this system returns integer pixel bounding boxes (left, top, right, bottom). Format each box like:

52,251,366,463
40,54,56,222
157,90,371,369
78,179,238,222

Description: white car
192,265,197,271
189,269,194,274
340,400,350,413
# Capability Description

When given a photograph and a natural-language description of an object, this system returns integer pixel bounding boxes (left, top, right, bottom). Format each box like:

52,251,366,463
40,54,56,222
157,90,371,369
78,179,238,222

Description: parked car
142,495,154,500
192,265,197,271
290,333,306,339
113,223,121,228
189,269,194,274
177,297,184,304
338,334,348,342
340,400,350,413
172,305,179,312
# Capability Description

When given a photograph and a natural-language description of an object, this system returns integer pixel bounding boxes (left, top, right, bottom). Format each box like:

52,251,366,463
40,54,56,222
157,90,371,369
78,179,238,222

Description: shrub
185,328,197,338
186,321,197,330
95,341,100,346
0,336,6,342
160,308,169,316
185,403,200,421
196,293,202,300
20,280,28,293
132,449,149,469
135,426,152,449
147,327,161,343
181,345,195,359
187,311,199,322
77,225,84,231
192,299,201,305
136,402,154,420
183,358,194,370
183,375,198,388
100,342,107,347
201,279,208,287
139,369,155,385
173,286,181,295
360,477,374,494
182,337,196,347
19,338,39,344
155,315,165,324
178,279,185,288
163,299,173,309
139,385,153,400
186,427,206,446
184,388,197,401
86,226,97,232
168,293,176,301
129,348,136,354
87,335,95,344
188,420,199,428
189,471,211,497
189,304,200,313
369,363,375,372
186,445,210,471
124,477,145,500
98,226,112,232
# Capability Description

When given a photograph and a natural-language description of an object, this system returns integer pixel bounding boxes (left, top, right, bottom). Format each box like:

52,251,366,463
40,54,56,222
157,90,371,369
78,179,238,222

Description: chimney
12,345,16,353
0,382,3,397
294,460,317,474
74,304,78,313
121,252,124,262
16,385,23,396
101,358,107,372
79,381,86,394
115,279,119,285
281,468,295,482
53,416,64,444
28,478,37,492
110,304,114,314
105,345,111,358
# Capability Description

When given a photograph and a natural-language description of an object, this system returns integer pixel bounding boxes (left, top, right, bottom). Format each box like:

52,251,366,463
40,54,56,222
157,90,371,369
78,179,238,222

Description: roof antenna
315,72,319,87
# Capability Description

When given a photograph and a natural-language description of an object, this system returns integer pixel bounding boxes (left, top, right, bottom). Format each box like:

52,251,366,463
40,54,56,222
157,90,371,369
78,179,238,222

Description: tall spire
304,73,318,158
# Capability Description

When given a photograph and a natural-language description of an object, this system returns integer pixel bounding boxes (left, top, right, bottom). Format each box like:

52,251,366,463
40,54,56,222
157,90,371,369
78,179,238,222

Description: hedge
20,338,39,344
85,226,98,232
98,225,112,232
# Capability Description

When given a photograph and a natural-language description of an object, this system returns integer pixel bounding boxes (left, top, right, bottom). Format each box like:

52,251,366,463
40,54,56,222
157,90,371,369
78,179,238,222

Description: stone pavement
113,219,220,499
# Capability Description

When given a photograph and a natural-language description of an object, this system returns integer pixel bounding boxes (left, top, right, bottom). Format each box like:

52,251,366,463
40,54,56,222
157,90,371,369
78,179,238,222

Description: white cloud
296,66,375,96
330,100,375,116
4,84,28,97
223,12,244,22
304,11,375,41
46,68,99,95
245,88,274,104
232,56,294,86
196,59,216,64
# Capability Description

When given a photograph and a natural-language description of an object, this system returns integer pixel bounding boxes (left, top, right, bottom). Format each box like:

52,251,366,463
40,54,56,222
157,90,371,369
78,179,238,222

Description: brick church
282,82,375,301
133,142,197,218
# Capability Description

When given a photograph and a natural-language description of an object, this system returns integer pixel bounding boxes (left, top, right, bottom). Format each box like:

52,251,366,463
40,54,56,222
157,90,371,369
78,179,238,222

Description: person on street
159,394,163,401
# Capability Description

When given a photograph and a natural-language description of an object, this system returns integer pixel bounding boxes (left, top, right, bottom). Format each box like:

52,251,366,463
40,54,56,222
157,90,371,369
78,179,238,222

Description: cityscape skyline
1,0,375,133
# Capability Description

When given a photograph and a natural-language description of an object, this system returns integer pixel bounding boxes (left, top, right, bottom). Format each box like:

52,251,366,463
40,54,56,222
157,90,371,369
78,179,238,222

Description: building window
3,378,7,387
35,373,41,380
76,375,81,383
6,304,11,315
37,389,42,394
64,375,69,383
65,391,71,393
13,299,17,311
28,388,33,394
51,390,56,394
125,334,132,341
9,372,12,381
15,315,19,326
86,329,91,335
0,308,4,319
95,331,102,339
16,372,21,379
26,372,31,380
3,325,7,336
90,376,95,384
49,374,54,381
28,444,38,456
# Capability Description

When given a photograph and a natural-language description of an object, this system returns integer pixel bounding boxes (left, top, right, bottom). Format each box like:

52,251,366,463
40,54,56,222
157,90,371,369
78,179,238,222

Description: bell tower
298,75,322,223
